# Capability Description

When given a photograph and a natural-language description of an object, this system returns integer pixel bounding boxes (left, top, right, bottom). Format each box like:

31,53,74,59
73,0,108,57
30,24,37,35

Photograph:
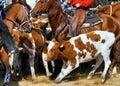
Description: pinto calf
47,31,115,83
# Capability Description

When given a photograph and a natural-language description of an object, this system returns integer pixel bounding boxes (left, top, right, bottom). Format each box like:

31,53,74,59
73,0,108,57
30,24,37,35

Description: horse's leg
42,44,54,77
0,47,12,86
29,53,36,80
42,52,52,77
108,58,117,75
23,33,36,80
87,55,103,79
108,39,120,75
23,42,36,80
51,61,55,73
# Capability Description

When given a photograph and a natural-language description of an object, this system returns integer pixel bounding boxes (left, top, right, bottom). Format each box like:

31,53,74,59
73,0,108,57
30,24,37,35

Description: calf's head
47,38,76,62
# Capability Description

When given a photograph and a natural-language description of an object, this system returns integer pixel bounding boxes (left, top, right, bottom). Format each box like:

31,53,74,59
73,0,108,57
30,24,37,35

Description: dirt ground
0,63,120,86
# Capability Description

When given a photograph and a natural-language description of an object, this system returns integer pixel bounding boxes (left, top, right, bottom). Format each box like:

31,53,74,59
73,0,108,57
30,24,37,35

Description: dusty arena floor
0,64,120,86
0,73,120,86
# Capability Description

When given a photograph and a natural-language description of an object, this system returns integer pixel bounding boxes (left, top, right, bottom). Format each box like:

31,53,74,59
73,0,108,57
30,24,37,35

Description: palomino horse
31,0,120,83
3,3,36,81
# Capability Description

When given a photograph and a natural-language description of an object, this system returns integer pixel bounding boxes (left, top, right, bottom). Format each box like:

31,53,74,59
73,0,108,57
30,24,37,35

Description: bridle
5,5,30,32
109,5,112,16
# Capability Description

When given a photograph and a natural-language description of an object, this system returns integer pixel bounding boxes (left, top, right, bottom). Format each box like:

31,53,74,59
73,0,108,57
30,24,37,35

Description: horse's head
94,5,112,15
31,0,54,18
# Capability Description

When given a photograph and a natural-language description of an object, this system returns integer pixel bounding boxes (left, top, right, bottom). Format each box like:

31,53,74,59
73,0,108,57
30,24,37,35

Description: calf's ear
59,44,65,51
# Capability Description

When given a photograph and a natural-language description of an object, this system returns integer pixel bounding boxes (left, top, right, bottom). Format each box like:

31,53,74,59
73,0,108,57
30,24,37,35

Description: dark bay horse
31,0,120,83
2,3,37,82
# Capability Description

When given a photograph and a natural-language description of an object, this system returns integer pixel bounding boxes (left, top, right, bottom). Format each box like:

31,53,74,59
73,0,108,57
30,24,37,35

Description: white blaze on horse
46,31,115,83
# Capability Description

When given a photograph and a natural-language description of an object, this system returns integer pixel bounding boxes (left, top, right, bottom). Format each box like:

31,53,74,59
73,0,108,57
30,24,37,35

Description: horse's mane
48,0,69,25
4,2,31,12
4,3,14,12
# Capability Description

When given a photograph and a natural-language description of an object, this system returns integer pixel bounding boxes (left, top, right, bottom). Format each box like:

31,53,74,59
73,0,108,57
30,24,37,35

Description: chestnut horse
94,2,120,73
30,17,55,77
94,2,120,22
3,3,37,82
31,0,120,82
31,0,120,40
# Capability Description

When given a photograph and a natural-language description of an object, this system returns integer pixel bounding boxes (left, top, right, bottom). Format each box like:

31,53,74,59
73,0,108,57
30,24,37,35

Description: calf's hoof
101,77,106,83
87,75,92,79
47,72,52,77
54,79,61,84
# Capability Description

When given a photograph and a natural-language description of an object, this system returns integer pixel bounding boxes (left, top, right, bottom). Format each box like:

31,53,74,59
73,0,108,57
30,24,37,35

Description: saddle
80,9,103,29
62,5,102,29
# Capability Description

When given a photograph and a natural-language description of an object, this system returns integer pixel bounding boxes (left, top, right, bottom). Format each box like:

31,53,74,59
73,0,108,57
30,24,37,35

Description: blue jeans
0,20,17,53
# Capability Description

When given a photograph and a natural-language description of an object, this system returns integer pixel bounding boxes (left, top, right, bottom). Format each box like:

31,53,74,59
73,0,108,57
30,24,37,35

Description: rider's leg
0,20,18,54
71,8,86,36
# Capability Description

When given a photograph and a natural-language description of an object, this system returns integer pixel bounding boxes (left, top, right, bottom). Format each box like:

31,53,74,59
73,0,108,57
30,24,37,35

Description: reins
54,23,68,40
109,5,112,16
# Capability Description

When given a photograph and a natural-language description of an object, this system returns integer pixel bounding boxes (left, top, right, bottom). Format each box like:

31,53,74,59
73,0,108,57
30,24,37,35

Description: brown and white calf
47,31,115,83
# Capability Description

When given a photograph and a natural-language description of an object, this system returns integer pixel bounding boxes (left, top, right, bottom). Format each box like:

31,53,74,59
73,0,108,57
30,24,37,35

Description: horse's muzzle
31,12,38,18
